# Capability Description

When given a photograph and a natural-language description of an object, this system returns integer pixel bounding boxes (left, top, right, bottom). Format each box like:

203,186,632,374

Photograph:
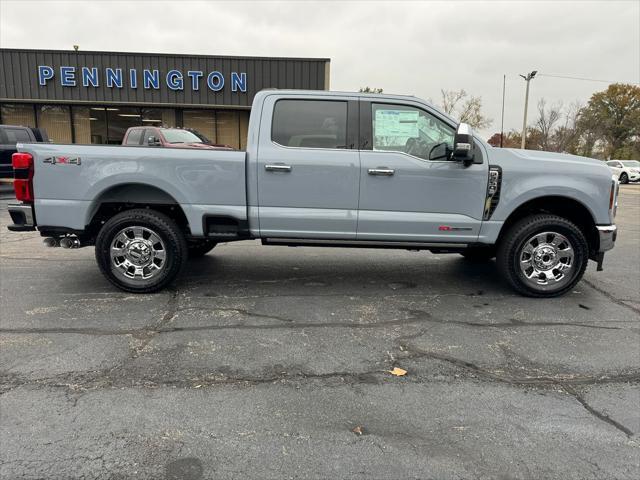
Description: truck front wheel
95,209,188,293
496,214,589,297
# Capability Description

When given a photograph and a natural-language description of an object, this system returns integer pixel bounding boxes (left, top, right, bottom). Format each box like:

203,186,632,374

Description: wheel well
498,196,599,255
87,184,190,238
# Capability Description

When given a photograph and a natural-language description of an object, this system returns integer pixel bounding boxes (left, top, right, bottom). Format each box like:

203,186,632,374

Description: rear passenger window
126,129,143,145
272,100,347,149
5,128,31,143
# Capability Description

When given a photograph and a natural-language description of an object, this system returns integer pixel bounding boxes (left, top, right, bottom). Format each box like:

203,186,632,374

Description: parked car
122,126,233,150
7,90,618,297
606,160,640,184
0,125,49,178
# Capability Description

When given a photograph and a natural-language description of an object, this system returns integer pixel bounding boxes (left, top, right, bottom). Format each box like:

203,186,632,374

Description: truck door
256,95,360,239
357,100,488,243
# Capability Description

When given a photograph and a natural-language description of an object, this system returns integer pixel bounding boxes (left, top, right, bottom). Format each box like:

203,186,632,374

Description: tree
577,83,640,159
535,99,561,151
359,86,383,93
440,89,492,130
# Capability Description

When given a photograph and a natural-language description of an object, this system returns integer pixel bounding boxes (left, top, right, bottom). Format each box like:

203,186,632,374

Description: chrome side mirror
452,123,475,165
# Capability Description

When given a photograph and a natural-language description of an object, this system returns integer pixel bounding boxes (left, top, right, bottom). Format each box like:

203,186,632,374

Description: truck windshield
160,129,203,144
621,161,640,167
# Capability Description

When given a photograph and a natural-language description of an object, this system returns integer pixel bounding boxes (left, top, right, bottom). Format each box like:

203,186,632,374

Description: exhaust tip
59,236,80,249
43,237,59,248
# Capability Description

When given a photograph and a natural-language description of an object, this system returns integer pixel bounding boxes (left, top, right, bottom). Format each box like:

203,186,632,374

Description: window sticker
374,110,419,138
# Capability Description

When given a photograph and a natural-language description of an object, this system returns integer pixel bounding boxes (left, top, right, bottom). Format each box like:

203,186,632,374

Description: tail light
12,152,34,203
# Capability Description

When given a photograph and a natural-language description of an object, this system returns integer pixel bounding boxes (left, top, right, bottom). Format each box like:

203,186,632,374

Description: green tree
578,83,640,159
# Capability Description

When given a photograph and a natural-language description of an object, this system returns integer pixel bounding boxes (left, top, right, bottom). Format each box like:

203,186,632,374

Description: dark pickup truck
0,125,49,178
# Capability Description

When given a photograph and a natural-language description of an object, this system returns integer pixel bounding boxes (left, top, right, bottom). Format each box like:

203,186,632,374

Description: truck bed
20,143,247,236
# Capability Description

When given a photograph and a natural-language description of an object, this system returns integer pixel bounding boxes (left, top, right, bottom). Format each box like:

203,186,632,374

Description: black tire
95,209,188,293
187,239,217,257
460,247,496,262
496,214,589,297
619,173,629,184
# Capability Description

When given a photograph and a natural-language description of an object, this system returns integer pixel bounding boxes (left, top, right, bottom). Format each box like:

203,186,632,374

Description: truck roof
255,89,456,124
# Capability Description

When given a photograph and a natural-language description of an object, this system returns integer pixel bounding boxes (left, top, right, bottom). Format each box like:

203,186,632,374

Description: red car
122,126,233,150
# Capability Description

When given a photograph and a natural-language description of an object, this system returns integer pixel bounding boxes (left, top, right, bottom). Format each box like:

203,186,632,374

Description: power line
537,73,639,85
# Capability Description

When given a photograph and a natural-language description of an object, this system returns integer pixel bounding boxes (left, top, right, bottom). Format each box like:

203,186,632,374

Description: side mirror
451,123,475,165
148,136,161,146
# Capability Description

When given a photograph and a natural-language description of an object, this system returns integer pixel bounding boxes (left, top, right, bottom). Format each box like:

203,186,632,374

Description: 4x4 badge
43,156,81,165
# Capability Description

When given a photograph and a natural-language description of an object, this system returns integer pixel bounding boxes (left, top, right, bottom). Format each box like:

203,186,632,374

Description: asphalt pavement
0,183,638,479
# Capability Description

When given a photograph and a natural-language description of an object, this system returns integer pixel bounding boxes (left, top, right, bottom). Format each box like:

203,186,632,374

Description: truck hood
501,148,604,167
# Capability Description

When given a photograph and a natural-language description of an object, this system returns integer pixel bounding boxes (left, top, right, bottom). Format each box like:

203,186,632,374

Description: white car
606,160,640,184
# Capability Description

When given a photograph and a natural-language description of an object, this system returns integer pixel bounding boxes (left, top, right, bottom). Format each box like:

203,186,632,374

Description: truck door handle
265,164,292,172
368,168,395,176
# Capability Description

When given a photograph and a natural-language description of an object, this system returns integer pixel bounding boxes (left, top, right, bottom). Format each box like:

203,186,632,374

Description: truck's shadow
182,248,509,297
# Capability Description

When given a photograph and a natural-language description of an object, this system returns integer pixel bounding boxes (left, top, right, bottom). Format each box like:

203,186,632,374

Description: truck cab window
6,128,31,143
371,103,454,161
272,100,347,149
125,129,143,145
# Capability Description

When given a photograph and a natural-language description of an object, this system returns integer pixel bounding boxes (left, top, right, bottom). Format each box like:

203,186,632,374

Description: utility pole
519,70,537,149
500,74,506,147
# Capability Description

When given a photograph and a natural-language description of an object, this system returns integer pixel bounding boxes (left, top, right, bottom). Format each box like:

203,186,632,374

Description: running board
261,238,468,251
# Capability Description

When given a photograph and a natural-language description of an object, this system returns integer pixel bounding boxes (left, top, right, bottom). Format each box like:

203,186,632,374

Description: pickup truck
0,125,49,178
7,90,618,297
122,126,233,150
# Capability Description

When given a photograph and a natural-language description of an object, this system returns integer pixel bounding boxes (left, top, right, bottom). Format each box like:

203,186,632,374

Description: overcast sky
1,0,638,137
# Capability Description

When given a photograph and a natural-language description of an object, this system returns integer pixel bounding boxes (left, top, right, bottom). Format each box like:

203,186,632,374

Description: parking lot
0,184,638,479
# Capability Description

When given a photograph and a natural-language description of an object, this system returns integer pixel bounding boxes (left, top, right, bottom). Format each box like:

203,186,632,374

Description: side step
262,237,468,251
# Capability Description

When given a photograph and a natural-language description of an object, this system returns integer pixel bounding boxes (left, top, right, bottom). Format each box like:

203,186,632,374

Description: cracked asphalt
1,184,639,479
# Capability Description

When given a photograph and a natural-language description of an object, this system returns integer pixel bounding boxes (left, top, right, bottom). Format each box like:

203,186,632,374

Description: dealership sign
37,65,247,92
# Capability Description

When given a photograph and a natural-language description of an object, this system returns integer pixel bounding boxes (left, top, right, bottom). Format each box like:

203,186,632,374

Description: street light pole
500,74,506,148
519,70,537,149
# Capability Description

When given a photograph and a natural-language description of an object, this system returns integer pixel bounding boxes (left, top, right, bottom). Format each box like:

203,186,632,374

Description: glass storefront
0,102,249,149
36,105,72,143
1,103,36,128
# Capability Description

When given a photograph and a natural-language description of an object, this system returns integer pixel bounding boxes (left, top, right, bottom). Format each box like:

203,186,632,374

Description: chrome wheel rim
519,231,575,287
110,226,166,281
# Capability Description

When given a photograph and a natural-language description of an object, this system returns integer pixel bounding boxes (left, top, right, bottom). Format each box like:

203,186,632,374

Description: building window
1,103,36,128
216,110,240,149
239,110,249,150
183,110,216,143
142,108,176,127
36,105,72,143
72,107,93,144
107,107,141,144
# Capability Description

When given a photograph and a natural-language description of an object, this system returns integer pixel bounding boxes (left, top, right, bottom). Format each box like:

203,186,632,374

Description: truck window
272,100,347,149
142,128,158,145
125,129,143,145
5,128,32,143
371,103,454,161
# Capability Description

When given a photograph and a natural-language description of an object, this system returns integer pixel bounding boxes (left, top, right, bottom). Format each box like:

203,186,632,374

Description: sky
1,0,638,137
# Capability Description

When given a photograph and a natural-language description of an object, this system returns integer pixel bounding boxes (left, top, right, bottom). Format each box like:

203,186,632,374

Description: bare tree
535,99,562,151
359,86,383,93
440,89,492,130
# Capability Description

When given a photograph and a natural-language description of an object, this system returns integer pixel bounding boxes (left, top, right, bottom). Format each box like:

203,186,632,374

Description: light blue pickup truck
7,90,618,297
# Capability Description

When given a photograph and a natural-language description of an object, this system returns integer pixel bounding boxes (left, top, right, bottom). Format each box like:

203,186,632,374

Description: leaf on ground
388,367,407,376
352,425,365,436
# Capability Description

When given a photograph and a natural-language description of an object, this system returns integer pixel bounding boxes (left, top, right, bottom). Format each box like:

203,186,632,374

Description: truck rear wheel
496,214,588,297
95,209,188,293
